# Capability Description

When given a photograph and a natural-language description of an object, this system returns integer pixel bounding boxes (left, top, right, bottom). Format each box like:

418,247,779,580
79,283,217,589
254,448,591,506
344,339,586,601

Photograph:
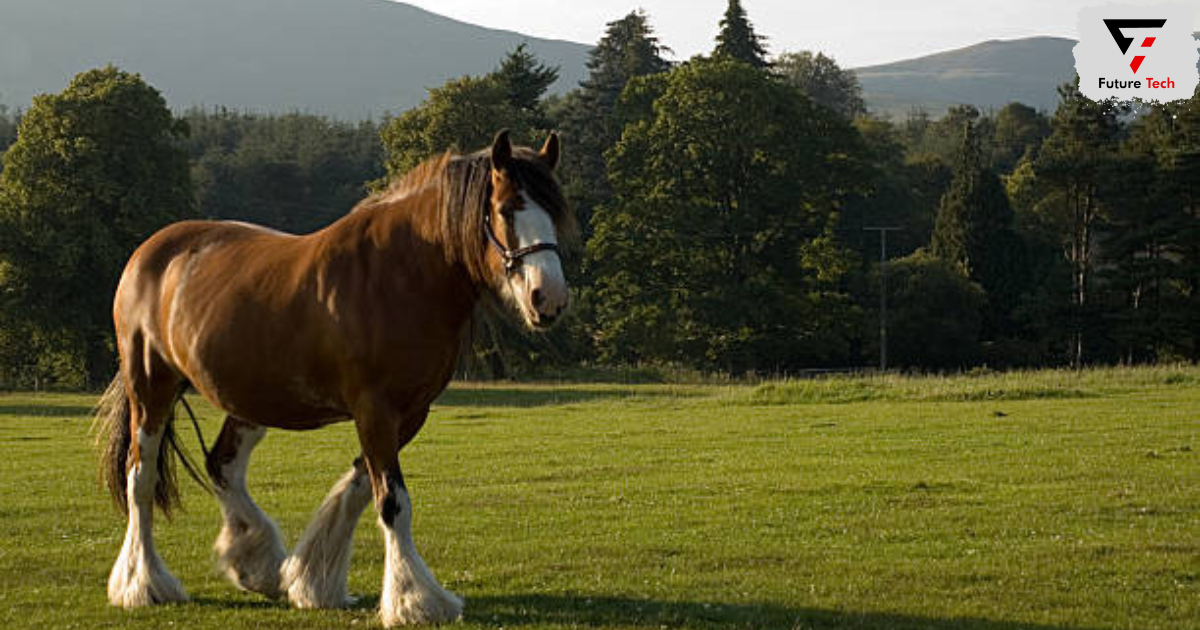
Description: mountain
855,34,1200,119
854,37,1078,119
0,0,592,120
2,1,1194,123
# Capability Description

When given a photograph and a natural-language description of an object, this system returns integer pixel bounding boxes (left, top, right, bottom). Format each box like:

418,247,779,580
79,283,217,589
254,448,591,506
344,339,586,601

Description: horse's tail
93,374,133,515
93,375,208,518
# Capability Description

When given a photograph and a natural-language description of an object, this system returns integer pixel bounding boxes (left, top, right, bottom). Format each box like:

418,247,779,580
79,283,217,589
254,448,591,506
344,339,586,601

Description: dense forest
0,0,1197,388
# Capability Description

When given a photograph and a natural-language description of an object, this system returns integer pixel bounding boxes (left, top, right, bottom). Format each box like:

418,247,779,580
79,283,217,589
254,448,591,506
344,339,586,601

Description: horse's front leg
357,404,463,627
207,416,287,598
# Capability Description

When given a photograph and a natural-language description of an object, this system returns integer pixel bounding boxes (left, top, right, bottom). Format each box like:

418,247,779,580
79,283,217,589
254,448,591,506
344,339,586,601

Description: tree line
0,0,1197,387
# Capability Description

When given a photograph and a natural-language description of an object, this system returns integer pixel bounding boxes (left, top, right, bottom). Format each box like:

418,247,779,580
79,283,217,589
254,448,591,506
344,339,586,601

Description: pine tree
1168,91,1200,360
1110,89,1200,361
555,10,671,235
930,116,1024,344
931,118,1015,277
1032,79,1125,366
713,0,769,69
493,43,559,126
1098,115,1179,363
380,46,561,180
0,104,15,159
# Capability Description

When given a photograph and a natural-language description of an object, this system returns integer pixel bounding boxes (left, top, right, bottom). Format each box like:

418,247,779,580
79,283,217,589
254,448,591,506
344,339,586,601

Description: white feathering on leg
377,488,462,627
281,464,373,608
212,425,286,598
107,429,188,607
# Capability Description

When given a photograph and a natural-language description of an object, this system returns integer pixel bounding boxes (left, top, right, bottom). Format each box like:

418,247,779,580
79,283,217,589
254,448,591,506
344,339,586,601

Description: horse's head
483,130,574,330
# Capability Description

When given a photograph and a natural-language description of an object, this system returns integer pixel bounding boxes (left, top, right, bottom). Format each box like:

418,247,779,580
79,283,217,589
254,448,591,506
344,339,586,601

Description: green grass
0,366,1196,629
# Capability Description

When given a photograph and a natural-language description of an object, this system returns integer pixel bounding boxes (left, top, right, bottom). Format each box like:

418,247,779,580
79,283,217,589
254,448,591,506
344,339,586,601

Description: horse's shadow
187,592,1105,629
459,593,1105,630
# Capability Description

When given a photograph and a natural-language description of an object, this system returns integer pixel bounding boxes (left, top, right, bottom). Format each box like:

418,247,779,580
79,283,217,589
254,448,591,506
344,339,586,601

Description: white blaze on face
510,192,567,326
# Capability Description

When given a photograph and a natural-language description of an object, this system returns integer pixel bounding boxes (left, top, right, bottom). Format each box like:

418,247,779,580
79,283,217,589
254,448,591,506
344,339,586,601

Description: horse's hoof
380,589,464,627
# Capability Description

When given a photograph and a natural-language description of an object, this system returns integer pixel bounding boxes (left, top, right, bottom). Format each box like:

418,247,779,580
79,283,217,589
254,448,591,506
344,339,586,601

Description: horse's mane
356,147,578,283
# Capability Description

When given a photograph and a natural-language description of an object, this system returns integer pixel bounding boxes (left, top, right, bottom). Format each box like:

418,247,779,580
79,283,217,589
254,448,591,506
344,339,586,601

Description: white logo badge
1075,3,1199,103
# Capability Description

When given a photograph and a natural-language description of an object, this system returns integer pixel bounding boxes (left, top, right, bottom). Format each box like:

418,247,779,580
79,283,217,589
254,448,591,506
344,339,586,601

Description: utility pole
863,227,900,372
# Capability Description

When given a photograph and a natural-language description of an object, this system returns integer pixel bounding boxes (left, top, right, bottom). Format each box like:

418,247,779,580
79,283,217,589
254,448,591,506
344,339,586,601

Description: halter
483,205,559,272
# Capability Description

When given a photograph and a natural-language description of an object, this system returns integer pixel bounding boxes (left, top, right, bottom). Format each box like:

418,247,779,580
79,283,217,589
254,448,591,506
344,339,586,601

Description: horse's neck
321,187,479,328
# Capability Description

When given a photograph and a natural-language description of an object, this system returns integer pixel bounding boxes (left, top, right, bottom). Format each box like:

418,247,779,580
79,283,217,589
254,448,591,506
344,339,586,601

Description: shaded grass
0,366,1196,629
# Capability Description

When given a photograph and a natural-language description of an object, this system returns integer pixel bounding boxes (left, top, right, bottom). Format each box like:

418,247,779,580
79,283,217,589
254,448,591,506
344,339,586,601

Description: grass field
0,366,1196,629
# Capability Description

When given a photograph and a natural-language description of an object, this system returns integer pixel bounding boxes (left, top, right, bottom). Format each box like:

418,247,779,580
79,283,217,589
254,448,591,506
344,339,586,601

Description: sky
396,0,1200,68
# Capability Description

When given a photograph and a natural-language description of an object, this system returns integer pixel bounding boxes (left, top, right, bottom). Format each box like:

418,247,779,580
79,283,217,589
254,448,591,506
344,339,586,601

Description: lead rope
177,393,211,464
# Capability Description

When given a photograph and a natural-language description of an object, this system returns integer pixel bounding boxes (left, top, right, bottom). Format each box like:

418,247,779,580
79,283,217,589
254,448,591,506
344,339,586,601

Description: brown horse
92,131,574,626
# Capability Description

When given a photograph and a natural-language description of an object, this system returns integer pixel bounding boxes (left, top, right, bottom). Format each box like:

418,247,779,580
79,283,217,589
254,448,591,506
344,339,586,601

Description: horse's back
117,219,305,332
115,220,345,422
123,219,295,281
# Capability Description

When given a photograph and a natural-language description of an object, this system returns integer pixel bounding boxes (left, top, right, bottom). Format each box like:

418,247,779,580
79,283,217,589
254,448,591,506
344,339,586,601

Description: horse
92,130,575,626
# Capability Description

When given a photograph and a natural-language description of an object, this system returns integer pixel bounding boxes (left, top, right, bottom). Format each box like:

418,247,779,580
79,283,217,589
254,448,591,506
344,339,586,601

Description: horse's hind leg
106,355,189,607
207,416,286,598
281,456,373,608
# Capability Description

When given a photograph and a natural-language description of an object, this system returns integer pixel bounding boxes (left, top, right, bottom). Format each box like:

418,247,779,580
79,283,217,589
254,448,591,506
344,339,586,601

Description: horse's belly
175,301,350,426
186,359,350,428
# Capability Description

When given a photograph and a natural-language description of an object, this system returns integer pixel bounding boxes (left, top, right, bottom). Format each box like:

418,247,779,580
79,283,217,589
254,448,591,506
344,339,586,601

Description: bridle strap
483,209,559,272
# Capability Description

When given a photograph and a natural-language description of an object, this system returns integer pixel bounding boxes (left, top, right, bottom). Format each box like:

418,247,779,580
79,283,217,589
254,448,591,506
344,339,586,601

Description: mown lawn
0,366,1195,629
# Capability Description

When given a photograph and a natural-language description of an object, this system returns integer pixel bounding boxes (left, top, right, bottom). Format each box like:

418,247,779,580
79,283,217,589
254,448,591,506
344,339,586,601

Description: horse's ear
538,133,560,171
491,129,512,171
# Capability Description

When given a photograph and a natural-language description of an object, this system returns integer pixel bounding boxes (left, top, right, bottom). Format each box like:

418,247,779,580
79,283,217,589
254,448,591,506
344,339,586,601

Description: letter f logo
1103,18,1166,73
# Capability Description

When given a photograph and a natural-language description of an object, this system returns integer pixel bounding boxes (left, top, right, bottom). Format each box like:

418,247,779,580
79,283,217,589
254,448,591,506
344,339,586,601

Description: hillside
1,1,1195,122
854,37,1078,118
0,0,591,120
856,33,1200,119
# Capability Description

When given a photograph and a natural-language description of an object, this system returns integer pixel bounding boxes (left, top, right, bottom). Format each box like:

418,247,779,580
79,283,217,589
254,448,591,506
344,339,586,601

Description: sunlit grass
744,363,1200,404
0,366,1195,629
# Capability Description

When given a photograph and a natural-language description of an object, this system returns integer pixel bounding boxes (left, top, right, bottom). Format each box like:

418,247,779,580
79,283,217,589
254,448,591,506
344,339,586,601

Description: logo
1075,4,1199,103
1102,18,1165,73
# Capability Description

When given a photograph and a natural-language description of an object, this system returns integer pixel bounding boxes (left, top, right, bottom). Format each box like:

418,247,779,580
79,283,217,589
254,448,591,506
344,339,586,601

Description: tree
929,114,1029,351
555,10,671,235
0,104,15,154
380,75,526,180
1031,79,1124,366
713,0,769,69
184,110,382,234
542,11,674,371
1004,152,1076,366
774,51,865,119
930,117,1015,281
1159,89,1200,360
865,250,986,370
380,47,560,181
0,105,17,179
839,117,936,261
905,104,992,166
1096,91,1200,362
991,102,1050,174
1098,123,1179,363
590,58,868,372
0,66,192,386
493,43,559,127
